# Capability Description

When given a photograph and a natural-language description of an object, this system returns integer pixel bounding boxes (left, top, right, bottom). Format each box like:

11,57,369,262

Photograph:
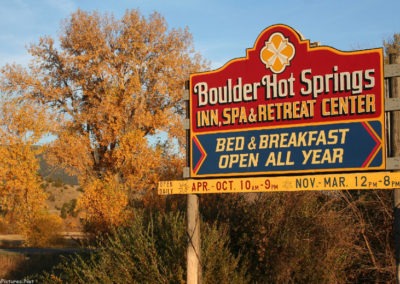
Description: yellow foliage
78,176,130,232
0,93,55,239
113,130,162,189
0,144,48,233
24,9,205,185
45,131,94,181
0,9,207,234
23,213,64,247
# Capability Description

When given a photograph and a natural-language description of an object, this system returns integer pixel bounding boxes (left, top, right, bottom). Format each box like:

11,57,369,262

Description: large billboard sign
190,24,385,178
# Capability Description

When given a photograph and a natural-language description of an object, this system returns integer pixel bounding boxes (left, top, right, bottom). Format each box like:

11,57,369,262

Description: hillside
37,152,82,231
37,153,78,186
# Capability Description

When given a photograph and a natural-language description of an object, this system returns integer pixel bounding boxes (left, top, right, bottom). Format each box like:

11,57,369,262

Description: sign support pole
187,194,201,284
185,81,201,284
389,54,400,281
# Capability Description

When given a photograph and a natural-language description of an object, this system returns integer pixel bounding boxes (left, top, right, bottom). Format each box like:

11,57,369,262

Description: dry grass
44,183,81,211
0,252,68,280
0,253,26,278
0,184,84,279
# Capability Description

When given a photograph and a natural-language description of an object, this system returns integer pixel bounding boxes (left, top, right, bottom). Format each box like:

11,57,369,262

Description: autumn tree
0,9,205,232
384,33,400,62
0,84,63,245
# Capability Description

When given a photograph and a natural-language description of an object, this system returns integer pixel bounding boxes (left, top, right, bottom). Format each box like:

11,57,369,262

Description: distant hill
37,153,78,186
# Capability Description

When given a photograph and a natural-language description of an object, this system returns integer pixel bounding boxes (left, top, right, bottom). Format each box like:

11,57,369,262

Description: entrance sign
190,24,385,178
158,172,400,195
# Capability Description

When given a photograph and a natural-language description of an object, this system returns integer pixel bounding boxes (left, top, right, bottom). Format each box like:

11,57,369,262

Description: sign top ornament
260,31,296,74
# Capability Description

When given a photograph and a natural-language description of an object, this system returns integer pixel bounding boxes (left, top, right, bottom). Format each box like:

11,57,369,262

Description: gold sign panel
158,172,400,195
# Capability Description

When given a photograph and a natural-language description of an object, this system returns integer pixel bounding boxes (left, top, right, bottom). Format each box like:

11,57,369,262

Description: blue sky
0,0,399,69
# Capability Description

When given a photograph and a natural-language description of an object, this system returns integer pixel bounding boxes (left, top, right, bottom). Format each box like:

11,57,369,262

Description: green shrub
41,209,248,283
40,183,49,189
47,193,56,202
60,199,78,219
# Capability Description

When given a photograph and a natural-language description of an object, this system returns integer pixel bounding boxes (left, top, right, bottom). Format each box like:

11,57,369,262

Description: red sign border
189,24,385,178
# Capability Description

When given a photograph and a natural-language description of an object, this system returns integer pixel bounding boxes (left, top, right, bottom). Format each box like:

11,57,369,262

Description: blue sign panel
191,121,383,177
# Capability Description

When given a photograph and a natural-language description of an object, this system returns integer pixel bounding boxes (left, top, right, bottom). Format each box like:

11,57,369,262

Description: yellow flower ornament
260,32,295,74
